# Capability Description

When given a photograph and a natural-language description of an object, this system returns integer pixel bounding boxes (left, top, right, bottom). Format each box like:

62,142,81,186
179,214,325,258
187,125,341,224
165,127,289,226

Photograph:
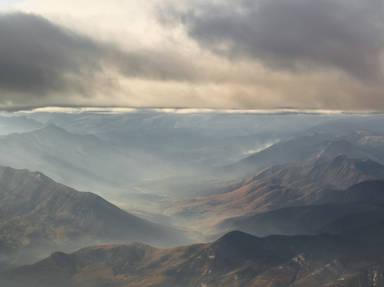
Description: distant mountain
255,155,384,191
0,166,186,265
0,125,176,197
170,156,384,227
16,112,384,199
308,115,384,136
232,132,380,175
3,230,384,287
0,115,42,135
27,110,326,166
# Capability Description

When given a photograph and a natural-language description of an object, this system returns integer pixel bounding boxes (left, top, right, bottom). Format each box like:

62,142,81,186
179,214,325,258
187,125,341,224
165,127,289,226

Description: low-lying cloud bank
18,107,378,115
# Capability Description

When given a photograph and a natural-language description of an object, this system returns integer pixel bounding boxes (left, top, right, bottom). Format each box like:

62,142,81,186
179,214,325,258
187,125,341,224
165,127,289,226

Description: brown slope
0,166,187,265
231,133,376,174
218,203,384,238
170,156,384,227
3,230,384,287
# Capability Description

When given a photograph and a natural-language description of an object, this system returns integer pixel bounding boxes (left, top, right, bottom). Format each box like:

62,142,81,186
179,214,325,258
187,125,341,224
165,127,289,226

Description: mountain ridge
3,230,384,287
169,156,384,228
0,165,187,265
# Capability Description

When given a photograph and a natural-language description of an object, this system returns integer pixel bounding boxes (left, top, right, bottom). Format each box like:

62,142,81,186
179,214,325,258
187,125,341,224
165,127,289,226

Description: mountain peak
314,139,366,161
0,165,186,263
214,231,260,248
310,155,384,184
39,124,70,134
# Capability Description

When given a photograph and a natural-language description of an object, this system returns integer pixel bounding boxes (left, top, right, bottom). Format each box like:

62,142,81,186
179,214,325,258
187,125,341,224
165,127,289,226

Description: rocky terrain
2,230,384,287
0,166,186,266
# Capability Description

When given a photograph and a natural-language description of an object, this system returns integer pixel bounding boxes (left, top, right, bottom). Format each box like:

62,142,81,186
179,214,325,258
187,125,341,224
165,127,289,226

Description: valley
0,110,384,287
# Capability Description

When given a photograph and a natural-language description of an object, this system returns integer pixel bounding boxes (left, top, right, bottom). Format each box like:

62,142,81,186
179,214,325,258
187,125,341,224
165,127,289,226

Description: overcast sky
0,0,383,110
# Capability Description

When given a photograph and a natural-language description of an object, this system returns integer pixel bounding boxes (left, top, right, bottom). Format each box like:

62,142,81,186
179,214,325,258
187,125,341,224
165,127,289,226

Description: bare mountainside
218,180,384,237
232,129,384,176
3,230,384,287
0,166,187,265
170,155,384,227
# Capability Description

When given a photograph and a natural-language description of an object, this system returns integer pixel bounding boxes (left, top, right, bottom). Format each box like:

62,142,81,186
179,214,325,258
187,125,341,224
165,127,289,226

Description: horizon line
6,106,384,115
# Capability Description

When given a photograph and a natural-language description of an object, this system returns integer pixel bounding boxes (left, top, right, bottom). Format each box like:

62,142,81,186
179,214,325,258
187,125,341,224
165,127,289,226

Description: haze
1,1,384,287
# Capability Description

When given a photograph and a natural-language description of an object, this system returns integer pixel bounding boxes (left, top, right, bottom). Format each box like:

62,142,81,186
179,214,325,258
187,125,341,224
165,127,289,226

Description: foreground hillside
2,230,384,287
0,166,186,265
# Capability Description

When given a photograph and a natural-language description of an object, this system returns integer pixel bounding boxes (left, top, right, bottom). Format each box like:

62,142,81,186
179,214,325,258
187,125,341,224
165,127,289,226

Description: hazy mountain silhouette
0,166,187,265
171,156,384,227
0,125,176,195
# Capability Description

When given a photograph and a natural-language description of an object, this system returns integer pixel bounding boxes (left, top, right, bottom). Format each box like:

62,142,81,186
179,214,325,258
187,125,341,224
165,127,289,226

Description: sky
0,0,383,110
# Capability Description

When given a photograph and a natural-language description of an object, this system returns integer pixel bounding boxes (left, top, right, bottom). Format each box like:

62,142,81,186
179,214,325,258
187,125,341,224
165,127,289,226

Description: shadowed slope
0,166,187,265
3,230,384,287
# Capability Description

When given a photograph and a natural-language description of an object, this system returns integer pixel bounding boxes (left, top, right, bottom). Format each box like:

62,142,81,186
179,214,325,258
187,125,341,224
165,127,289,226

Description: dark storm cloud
0,12,197,100
182,0,384,80
0,13,103,95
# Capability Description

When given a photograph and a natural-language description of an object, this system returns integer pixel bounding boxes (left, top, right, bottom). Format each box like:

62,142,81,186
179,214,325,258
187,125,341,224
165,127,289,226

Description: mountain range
218,181,384,237
1,112,384,287
170,155,384,228
0,124,174,193
233,131,384,175
2,229,384,287
0,166,186,266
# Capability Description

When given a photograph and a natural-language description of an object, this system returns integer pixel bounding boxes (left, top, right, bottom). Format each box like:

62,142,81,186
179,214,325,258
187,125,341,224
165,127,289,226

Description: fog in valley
0,109,333,205
1,109,384,286
0,109,378,230
2,0,384,285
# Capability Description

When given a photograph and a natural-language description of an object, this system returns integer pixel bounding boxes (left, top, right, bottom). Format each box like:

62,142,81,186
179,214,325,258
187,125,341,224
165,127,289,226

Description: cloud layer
0,13,103,95
182,0,384,81
0,12,203,108
0,0,383,110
